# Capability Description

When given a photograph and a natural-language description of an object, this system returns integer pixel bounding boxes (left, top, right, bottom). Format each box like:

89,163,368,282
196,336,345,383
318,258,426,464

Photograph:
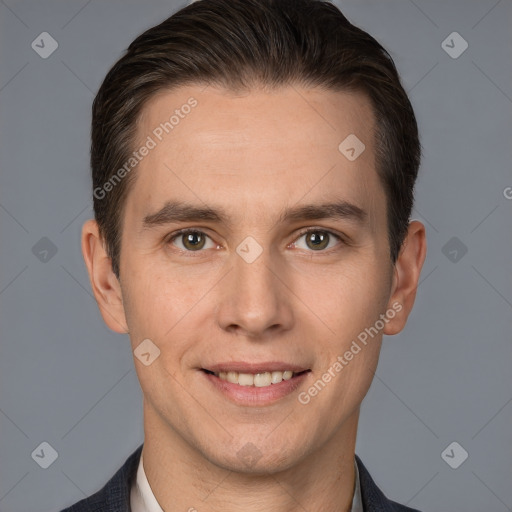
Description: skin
82,83,426,512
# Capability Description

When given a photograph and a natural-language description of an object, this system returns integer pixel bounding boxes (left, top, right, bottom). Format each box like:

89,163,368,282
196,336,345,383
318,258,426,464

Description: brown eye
168,230,215,252
305,231,330,250
181,231,206,250
293,229,342,252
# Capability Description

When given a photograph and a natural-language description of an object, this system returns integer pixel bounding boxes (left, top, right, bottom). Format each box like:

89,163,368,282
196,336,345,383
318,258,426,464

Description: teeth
271,371,283,384
238,373,255,386
254,373,271,387
226,371,238,384
213,370,299,387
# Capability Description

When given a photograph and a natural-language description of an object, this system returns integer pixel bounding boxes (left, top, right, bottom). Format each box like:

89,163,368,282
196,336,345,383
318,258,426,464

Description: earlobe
81,219,129,334
383,220,427,336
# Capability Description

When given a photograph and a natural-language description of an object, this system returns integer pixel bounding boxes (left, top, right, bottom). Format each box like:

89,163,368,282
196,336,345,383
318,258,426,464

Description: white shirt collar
130,451,164,512
131,451,363,512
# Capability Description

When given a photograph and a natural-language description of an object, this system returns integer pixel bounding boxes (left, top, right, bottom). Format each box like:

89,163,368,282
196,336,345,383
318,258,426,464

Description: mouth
202,369,310,388
200,362,312,405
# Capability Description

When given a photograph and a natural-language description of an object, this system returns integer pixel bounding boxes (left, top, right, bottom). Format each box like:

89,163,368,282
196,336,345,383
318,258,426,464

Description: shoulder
355,454,423,512
59,444,143,512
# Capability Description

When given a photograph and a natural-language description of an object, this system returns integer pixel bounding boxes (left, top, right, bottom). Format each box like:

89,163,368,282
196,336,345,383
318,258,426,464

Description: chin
203,436,310,475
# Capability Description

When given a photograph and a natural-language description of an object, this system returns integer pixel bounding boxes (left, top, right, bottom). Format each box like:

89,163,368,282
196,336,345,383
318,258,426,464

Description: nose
215,242,294,339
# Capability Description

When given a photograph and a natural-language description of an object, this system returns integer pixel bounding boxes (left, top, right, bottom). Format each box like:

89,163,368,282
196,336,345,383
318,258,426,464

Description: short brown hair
91,0,421,278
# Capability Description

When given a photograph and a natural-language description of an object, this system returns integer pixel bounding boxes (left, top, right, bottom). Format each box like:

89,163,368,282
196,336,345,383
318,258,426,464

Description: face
84,83,423,474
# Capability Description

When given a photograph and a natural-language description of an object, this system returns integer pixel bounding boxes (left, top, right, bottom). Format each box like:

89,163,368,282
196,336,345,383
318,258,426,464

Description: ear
384,220,427,335
81,219,129,334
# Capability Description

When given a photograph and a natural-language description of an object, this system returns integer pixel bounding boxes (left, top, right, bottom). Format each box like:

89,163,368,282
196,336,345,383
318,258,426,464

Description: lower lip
202,370,310,406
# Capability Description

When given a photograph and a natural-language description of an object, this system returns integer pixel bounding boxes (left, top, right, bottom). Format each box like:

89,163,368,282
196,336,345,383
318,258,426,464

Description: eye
166,229,217,252
165,227,345,254
292,228,343,252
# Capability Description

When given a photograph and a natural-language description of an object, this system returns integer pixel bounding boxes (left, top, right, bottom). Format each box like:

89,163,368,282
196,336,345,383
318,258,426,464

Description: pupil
185,232,204,249
308,232,328,250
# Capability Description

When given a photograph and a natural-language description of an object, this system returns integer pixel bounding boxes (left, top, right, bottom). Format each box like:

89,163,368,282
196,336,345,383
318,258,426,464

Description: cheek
122,263,187,326
121,267,210,370
309,258,391,336
333,343,381,418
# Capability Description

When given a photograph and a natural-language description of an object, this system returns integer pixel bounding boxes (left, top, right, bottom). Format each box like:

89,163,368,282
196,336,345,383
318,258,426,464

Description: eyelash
165,227,346,254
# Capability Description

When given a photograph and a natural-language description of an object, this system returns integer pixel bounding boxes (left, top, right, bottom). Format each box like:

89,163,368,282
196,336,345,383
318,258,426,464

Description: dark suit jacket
60,444,421,511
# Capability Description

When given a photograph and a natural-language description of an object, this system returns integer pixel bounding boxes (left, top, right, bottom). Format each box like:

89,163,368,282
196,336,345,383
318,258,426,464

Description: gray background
0,0,511,510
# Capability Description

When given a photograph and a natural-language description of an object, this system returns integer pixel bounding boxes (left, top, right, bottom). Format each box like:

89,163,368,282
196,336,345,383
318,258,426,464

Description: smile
201,365,311,406
204,369,308,387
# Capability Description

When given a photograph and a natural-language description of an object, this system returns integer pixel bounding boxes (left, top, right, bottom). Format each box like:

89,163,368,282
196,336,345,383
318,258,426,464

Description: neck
141,399,359,512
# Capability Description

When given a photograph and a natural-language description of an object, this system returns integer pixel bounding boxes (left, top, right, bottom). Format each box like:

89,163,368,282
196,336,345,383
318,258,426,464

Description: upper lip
204,362,310,373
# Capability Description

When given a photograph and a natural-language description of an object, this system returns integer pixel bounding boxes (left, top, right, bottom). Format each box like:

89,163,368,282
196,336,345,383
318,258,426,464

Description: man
61,0,427,510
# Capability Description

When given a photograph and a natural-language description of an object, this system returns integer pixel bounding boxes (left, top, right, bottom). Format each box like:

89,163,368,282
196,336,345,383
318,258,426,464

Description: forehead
138,84,375,156
126,84,384,230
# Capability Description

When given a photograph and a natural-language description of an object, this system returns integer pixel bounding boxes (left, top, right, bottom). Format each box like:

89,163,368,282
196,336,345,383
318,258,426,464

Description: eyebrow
141,199,367,230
